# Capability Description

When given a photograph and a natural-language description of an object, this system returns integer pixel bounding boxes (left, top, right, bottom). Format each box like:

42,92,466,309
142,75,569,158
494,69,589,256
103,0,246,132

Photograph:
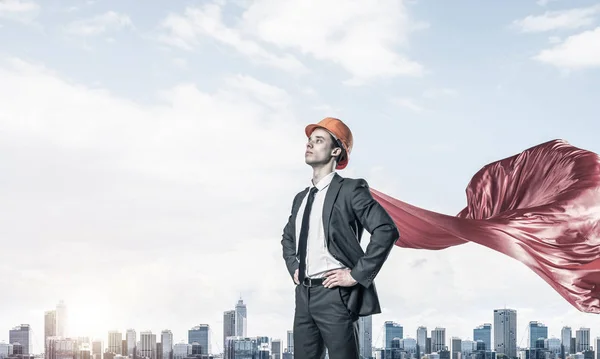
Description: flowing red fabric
370,139,600,314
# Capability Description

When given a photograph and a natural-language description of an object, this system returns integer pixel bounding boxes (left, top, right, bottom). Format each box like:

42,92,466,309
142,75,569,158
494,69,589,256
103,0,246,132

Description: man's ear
331,147,342,157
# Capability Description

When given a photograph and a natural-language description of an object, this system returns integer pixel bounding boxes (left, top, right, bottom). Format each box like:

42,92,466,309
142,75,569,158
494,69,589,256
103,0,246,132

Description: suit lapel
323,173,343,243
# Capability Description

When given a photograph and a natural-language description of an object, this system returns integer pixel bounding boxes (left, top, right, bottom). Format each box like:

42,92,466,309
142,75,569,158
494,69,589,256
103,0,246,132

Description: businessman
281,117,400,359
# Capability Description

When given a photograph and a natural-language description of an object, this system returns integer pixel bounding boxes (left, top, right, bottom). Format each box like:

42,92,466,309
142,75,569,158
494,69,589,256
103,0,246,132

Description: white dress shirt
295,171,347,278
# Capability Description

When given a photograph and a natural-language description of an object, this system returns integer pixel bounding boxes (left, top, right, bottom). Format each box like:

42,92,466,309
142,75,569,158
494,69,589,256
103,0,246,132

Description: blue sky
1,0,599,354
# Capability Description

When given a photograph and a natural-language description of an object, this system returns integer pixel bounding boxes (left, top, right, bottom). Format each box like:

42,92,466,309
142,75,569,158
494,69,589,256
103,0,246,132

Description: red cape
370,139,600,314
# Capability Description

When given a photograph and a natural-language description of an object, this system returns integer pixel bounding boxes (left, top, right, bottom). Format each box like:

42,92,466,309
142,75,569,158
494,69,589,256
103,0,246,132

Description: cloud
422,88,458,99
534,27,600,69
0,0,39,23
512,5,600,33
65,11,133,36
392,97,425,113
389,87,456,114
536,0,560,6
159,0,424,84
159,4,307,74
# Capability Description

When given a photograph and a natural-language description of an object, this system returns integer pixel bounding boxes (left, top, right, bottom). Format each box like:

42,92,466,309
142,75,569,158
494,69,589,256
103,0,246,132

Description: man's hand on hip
294,269,299,285
323,268,357,288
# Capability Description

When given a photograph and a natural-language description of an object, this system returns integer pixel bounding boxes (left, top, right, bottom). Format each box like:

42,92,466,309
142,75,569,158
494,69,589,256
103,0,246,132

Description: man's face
305,127,340,167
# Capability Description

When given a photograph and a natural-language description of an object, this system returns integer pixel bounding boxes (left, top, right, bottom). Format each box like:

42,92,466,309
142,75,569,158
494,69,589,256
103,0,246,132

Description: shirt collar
310,171,336,191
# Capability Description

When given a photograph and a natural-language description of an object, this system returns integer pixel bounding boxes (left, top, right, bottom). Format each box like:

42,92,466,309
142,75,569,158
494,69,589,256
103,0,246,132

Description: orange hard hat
305,117,353,170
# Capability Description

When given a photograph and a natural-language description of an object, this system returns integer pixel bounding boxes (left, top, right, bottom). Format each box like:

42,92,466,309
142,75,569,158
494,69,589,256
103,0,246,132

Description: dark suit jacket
281,172,400,317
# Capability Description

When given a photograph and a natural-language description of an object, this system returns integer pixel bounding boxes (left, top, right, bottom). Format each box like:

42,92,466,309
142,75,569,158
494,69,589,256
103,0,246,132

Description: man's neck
312,165,335,186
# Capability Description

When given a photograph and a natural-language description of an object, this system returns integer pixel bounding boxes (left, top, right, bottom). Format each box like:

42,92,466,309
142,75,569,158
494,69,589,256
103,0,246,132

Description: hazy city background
0,300,598,358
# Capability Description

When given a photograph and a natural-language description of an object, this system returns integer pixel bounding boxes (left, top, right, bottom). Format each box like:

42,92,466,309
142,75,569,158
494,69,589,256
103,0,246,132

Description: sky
1,0,600,354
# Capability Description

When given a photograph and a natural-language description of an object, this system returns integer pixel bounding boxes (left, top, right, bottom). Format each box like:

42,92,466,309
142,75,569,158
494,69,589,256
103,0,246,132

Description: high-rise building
451,337,462,359
385,322,403,349
461,340,475,358
223,310,236,350
9,324,31,356
235,298,247,337
431,328,446,352
271,339,281,359
494,308,517,359
561,327,572,357
417,326,428,355
358,316,372,359
46,337,78,359
595,337,599,359
161,330,173,359
188,325,210,355
0,342,14,359
56,300,68,338
474,324,492,351
575,328,590,352
545,338,561,355
139,331,157,359
91,339,102,359
126,329,136,357
529,322,548,349
402,338,417,354
108,331,123,355
173,342,191,359
286,331,293,353
45,310,57,358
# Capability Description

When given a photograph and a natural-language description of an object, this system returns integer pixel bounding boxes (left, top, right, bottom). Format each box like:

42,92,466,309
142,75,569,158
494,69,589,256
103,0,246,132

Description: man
281,117,400,359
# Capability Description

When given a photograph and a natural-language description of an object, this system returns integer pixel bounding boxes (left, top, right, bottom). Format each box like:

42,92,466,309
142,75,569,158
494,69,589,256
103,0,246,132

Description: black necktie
298,187,318,283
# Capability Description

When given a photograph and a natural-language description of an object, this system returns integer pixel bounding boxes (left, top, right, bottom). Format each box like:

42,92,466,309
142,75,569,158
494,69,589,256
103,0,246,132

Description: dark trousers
293,283,359,359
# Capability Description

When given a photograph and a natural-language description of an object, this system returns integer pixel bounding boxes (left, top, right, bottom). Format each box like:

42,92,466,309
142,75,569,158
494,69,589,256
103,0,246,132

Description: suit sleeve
349,179,400,288
281,192,301,283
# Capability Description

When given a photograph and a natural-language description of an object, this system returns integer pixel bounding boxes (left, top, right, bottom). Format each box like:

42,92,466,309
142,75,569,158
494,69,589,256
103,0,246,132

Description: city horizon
2,300,598,357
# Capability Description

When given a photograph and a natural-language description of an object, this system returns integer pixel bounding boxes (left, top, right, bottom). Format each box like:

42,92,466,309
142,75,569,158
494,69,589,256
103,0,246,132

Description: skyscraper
561,326,572,357
595,337,599,359
91,339,102,359
474,323,492,351
140,331,157,359
529,322,548,349
417,326,428,355
451,337,462,359
188,325,210,355
494,308,517,359
286,331,293,353
9,325,31,356
575,328,590,352
431,328,446,352
44,310,57,359
271,339,282,359
235,298,247,337
223,310,235,350
384,322,403,349
126,329,136,357
161,330,173,359
108,331,123,355
56,300,68,338
358,316,372,359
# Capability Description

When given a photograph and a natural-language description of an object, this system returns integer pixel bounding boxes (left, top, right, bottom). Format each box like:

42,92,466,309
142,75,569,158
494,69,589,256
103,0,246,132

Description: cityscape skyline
1,299,599,357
